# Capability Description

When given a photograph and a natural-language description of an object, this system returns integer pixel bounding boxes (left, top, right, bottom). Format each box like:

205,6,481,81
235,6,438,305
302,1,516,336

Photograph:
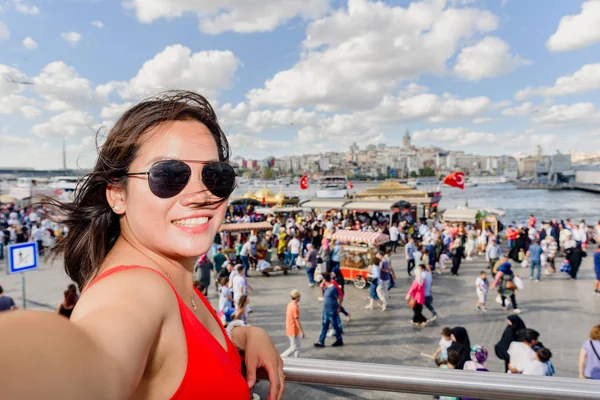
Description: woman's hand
235,326,285,400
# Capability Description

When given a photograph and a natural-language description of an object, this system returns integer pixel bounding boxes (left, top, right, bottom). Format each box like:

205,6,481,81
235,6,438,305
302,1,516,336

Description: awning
342,200,396,211
272,207,311,213
299,199,348,209
442,208,479,223
254,207,274,215
331,230,389,246
219,221,272,233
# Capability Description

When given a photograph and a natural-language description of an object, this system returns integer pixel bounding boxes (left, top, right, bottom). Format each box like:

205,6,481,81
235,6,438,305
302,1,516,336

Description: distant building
402,130,412,149
498,156,518,180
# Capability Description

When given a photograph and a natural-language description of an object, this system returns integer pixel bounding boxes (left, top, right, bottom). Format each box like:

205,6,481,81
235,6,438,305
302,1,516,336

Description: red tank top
85,265,250,399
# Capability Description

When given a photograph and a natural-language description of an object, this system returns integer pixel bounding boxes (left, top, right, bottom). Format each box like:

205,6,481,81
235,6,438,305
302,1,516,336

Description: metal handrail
266,358,600,400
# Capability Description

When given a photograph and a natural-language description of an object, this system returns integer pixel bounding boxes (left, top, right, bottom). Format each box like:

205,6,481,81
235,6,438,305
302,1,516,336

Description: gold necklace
164,271,197,310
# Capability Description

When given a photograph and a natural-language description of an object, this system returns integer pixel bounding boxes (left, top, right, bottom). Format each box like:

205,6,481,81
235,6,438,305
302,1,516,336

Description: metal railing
264,358,600,400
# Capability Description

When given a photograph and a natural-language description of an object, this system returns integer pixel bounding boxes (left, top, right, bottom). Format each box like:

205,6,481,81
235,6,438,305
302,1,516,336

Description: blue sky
1,0,600,169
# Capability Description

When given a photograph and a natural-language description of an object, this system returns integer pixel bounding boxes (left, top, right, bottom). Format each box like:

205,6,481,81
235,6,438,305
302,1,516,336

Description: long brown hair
48,90,230,288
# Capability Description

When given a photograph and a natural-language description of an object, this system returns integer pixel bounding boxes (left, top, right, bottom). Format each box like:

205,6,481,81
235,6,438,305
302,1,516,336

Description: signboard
8,242,38,274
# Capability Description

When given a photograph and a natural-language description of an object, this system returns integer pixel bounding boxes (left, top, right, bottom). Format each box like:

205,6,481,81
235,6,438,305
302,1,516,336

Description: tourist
565,234,584,280
218,277,234,323
527,239,543,282
314,273,343,348
195,254,213,296
506,225,516,250
406,272,427,327
405,236,416,276
304,243,318,287
508,329,539,374
0,91,284,399
447,327,472,370
281,289,304,358
212,246,228,291
490,259,520,314
579,324,600,379
494,315,527,372
522,348,553,376
464,345,489,371
56,289,77,319
0,285,16,311
420,263,437,321
594,247,600,296
233,295,250,324
288,234,301,269
475,270,489,312
544,236,558,274
389,223,400,253
376,251,391,311
485,238,501,271
365,257,381,310
318,238,331,273
239,237,252,276
450,238,465,276
331,240,341,271
433,327,453,365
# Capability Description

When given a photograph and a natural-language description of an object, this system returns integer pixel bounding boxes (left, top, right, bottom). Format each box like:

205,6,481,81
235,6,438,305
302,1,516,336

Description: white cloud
546,0,600,52
124,0,329,34
100,102,134,119
60,31,82,46
101,44,240,100
228,133,291,150
248,0,499,110
453,36,530,81
19,105,41,119
33,61,103,110
501,102,533,116
413,127,498,146
472,117,492,124
32,110,94,138
14,0,39,15
91,20,104,28
22,36,37,49
0,21,9,40
246,108,319,132
0,135,34,147
531,102,600,127
515,63,600,100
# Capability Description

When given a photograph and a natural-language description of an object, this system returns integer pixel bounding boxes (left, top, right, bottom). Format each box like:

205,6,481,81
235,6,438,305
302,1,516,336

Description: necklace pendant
191,297,197,310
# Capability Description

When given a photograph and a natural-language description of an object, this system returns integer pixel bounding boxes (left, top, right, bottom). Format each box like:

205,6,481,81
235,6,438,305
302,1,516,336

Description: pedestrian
365,257,381,310
287,235,301,269
318,238,331,273
495,315,527,372
464,345,489,372
406,271,427,327
522,348,553,376
595,247,600,296
490,260,520,314
194,254,213,296
527,239,543,282
450,239,465,276
314,273,343,348
376,251,391,311
507,329,539,374
281,289,304,358
0,285,16,312
56,289,77,319
405,236,416,276
389,223,400,253
475,271,489,312
304,243,318,287
331,240,341,270
485,238,501,271
212,246,228,291
579,324,600,379
565,237,584,280
420,263,437,321
433,327,453,365
239,238,252,276
447,327,472,370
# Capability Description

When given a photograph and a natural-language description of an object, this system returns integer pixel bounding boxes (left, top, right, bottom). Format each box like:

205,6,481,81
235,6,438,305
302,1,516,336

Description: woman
495,315,526,372
450,238,465,276
318,238,332,273
579,324,600,379
490,260,520,313
56,289,78,319
406,272,427,327
0,91,284,399
447,327,471,370
195,254,213,296
594,247,600,295
565,237,584,280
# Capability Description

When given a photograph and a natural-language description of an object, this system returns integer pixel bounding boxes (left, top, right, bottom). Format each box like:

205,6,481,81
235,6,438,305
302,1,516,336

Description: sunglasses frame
125,159,237,199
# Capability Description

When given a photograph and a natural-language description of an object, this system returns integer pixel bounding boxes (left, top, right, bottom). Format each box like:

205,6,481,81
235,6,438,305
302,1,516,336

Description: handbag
506,281,517,291
317,257,324,264
407,297,416,309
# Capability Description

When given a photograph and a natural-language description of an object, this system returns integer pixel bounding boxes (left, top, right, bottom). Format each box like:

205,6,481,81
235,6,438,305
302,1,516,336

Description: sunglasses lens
202,162,236,198
148,160,191,198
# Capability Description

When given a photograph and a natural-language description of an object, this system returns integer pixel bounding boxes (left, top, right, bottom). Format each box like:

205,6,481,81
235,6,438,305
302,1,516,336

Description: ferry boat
406,177,440,190
9,177,54,200
316,176,348,199
48,176,80,201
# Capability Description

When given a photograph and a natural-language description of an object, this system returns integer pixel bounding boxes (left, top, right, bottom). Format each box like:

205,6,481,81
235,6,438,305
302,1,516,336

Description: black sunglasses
125,160,237,199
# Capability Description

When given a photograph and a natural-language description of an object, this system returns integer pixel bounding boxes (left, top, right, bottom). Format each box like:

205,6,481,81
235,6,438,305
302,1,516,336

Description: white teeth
173,217,209,226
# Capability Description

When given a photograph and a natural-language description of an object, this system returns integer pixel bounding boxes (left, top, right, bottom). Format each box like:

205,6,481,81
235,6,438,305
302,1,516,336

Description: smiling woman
0,90,285,400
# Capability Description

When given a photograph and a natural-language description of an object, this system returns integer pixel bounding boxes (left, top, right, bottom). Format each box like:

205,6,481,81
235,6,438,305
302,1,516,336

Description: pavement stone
2,248,599,399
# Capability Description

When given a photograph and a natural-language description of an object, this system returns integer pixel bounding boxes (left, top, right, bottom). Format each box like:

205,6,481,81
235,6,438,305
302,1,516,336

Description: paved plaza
1,249,599,399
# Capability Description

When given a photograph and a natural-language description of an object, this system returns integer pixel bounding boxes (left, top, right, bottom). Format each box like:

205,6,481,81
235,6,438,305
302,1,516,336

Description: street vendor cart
330,230,390,289
218,221,290,276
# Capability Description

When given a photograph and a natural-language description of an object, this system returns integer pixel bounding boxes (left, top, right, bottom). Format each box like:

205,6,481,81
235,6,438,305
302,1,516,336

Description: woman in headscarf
564,232,584,280
405,272,427,327
447,327,471,369
495,315,526,372
450,238,465,276
490,260,520,313
318,238,332,273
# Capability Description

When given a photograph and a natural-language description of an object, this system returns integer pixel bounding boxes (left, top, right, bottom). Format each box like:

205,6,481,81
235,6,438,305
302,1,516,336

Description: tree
410,171,418,178
263,167,275,180
419,166,435,177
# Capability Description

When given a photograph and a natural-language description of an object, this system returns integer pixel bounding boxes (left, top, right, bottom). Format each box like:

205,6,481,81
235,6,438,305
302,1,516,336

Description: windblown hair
47,90,230,288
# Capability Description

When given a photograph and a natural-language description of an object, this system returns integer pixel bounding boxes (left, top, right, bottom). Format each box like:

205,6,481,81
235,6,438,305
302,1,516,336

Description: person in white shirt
287,236,301,268
508,329,539,373
32,225,44,254
389,224,400,253
522,348,552,376
231,264,248,304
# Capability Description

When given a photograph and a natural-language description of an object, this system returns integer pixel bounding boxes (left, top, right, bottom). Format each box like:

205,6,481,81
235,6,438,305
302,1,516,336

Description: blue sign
8,242,38,274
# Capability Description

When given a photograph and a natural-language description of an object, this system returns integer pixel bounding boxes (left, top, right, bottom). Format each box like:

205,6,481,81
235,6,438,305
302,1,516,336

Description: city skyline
1,0,600,169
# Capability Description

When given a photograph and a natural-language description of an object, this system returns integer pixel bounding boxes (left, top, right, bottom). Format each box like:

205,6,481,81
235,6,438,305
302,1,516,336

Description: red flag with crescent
300,174,309,190
347,181,354,190
443,172,465,190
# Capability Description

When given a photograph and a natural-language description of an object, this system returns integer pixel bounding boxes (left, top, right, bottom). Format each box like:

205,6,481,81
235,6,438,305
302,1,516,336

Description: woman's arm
490,271,504,289
0,268,169,399
579,348,587,378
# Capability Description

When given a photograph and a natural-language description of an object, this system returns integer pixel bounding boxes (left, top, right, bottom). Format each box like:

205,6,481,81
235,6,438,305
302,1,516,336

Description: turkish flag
347,181,354,189
443,172,465,190
300,174,309,190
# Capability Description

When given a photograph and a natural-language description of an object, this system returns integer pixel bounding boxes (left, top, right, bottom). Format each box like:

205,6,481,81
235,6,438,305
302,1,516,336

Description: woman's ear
107,183,126,214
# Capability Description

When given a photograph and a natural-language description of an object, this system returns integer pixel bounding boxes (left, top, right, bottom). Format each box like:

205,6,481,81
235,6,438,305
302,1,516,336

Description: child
475,271,489,312
439,350,460,400
233,295,250,324
433,327,453,366
439,252,450,273
464,345,489,371
217,276,235,325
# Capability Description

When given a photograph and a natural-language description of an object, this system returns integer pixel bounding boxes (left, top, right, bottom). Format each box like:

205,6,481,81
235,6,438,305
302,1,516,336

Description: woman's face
119,120,228,260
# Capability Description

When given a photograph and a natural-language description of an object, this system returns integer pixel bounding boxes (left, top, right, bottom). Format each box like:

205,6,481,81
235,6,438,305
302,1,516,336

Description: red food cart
330,230,390,289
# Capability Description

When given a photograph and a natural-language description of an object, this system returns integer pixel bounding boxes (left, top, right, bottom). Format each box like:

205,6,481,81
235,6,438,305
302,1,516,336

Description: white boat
406,177,440,191
48,176,80,202
316,176,348,199
9,177,54,200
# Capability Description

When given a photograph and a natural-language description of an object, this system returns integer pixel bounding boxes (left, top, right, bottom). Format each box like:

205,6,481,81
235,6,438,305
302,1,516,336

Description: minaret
62,139,67,170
